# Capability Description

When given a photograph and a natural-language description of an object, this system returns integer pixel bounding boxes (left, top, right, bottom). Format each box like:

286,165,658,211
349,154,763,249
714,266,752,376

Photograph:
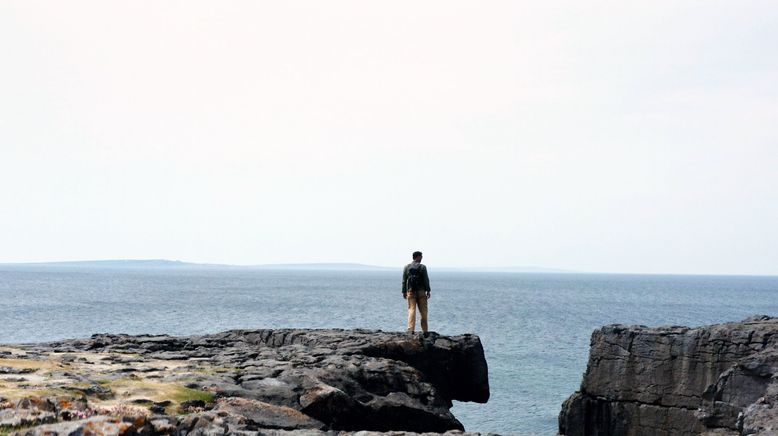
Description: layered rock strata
0,329,489,435
559,315,778,436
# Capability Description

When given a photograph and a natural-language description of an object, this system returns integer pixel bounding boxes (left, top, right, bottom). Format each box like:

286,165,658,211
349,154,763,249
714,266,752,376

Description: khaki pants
407,291,428,333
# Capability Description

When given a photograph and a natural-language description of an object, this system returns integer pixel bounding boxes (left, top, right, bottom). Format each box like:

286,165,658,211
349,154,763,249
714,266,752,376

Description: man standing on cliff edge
402,251,431,333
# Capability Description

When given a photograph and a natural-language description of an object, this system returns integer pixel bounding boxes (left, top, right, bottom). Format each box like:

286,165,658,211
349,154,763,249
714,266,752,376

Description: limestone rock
2,329,490,434
213,397,326,430
559,316,778,435
11,416,132,436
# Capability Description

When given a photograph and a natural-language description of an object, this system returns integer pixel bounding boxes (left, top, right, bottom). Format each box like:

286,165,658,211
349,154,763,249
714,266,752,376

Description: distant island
0,259,574,273
0,259,390,271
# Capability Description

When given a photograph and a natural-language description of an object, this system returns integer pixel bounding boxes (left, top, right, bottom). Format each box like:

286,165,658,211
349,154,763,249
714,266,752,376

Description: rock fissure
581,393,705,412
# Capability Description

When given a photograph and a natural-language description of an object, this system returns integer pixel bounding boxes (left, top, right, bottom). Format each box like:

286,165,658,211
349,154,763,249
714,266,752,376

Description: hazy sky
1,1,776,274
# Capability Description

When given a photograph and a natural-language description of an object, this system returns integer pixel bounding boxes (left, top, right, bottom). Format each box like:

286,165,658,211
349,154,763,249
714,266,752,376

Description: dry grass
0,358,55,371
96,378,214,412
0,353,215,415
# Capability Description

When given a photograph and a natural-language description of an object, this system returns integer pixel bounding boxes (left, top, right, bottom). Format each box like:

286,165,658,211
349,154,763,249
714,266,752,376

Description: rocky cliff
559,315,778,436
0,329,489,435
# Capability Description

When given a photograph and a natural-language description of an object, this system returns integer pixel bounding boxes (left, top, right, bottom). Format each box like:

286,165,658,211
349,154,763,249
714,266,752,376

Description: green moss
0,422,42,436
170,386,215,404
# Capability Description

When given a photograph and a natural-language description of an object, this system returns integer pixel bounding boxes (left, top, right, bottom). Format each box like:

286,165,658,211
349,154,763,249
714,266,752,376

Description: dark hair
412,251,423,259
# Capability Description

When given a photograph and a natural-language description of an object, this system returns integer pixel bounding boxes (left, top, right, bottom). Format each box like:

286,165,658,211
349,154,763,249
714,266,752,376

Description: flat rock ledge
0,329,491,435
559,315,778,436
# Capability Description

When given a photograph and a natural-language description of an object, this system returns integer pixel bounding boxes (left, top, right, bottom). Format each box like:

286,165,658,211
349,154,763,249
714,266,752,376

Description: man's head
412,251,423,261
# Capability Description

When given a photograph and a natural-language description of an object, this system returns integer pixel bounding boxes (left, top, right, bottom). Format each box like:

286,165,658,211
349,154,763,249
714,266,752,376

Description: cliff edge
559,315,778,436
0,329,489,435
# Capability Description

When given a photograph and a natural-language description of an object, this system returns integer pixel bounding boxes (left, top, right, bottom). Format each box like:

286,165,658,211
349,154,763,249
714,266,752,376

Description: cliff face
559,315,778,436
0,329,489,435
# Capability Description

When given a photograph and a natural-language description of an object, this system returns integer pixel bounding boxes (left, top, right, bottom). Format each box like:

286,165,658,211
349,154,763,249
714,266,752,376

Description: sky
1,1,776,275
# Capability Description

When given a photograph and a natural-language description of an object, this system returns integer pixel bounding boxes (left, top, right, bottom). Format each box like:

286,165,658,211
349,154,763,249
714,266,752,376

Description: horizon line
1,258,777,278
0,258,572,271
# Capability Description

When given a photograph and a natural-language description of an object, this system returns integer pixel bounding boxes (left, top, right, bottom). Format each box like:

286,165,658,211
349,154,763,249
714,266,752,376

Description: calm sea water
1,267,777,435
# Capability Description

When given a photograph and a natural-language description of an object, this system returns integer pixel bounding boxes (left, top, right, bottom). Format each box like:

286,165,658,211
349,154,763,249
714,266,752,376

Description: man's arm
422,265,431,296
401,265,408,295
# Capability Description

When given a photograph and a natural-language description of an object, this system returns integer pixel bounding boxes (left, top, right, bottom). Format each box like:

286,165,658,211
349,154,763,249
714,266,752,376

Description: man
402,251,431,333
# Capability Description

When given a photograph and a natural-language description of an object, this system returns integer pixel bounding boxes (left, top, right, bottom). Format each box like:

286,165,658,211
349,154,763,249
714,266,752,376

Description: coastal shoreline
0,329,490,435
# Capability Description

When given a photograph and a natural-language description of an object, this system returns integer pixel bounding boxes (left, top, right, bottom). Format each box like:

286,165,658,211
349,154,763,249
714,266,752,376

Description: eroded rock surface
559,315,778,436
0,329,489,435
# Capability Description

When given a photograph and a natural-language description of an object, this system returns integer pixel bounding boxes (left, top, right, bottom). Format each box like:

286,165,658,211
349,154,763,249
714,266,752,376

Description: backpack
406,263,422,291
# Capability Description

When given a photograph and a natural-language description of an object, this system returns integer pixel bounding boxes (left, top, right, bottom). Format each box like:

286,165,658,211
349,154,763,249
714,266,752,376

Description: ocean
1,267,777,435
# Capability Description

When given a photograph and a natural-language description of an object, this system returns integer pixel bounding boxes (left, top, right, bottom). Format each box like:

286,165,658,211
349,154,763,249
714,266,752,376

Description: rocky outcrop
0,329,489,435
559,315,778,436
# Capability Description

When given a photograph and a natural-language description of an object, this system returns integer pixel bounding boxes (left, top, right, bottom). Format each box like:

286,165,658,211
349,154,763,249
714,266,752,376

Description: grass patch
95,378,214,409
0,422,43,436
0,386,70,401
169,386,214,404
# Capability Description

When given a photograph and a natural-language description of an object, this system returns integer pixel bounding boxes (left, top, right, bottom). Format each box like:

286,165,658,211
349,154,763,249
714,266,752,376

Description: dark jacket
402,261,431,294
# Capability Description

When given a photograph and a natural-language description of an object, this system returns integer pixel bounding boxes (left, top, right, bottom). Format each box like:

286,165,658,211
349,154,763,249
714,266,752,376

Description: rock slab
1,329,489,435
559,315,778,436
